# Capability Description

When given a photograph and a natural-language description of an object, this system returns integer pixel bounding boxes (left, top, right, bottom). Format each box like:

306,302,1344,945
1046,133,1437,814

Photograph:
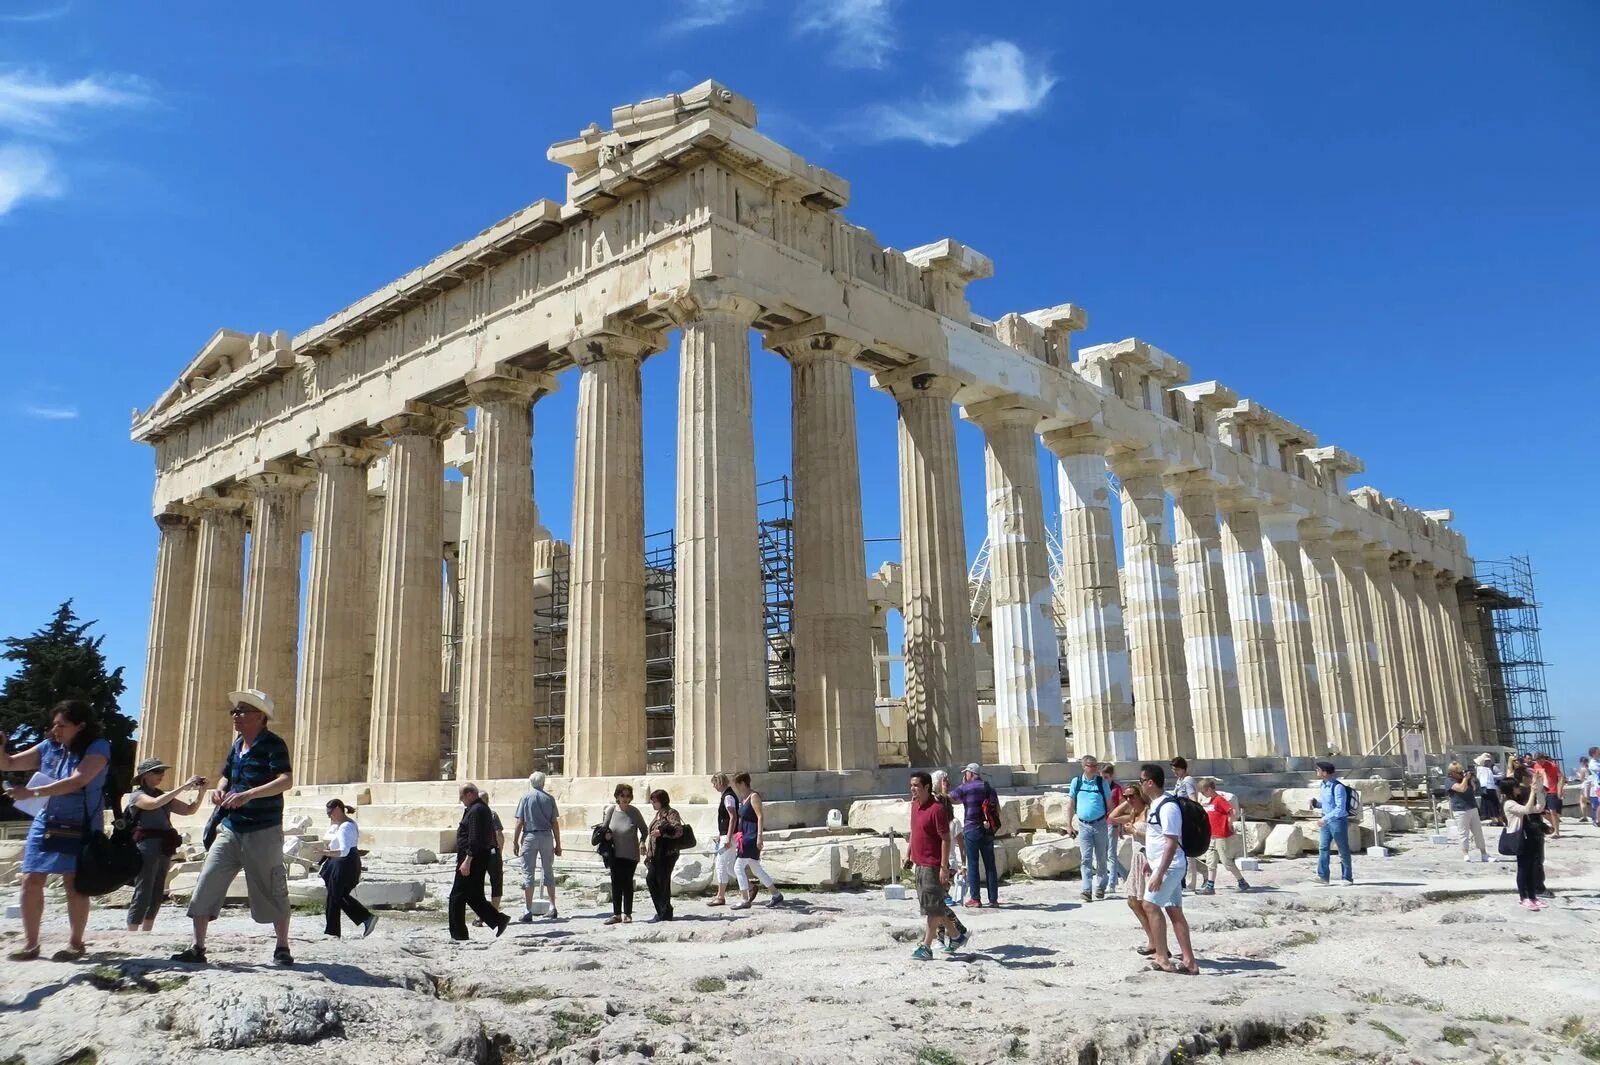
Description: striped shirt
219,728,291,834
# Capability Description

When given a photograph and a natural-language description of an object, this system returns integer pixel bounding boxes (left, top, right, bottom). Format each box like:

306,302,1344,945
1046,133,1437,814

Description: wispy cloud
797,0,896,70
0,3,72,22
0,69,150,135
23,404,79,420
851,40,1055,147
665,0,751,34
0,142,60,216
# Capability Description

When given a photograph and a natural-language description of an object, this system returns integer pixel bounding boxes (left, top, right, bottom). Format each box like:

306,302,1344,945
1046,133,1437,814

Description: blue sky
1,2,1595,752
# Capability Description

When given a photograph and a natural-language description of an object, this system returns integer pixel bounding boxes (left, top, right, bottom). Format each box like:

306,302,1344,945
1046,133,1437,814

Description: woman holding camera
1499,772,1549,910
126,757,206,931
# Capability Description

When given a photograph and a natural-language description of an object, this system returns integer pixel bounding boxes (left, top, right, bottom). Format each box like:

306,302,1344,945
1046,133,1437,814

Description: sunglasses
229,706,262,716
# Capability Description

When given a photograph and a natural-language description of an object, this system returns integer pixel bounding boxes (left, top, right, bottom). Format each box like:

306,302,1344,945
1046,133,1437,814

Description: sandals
50,945,87,962
706,898,727,907
1135,945,1156,956
6,946,40,962
1146,959,1175,973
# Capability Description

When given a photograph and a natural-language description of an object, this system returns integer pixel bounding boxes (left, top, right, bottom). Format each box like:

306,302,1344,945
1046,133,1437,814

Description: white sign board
1402,730,1428,776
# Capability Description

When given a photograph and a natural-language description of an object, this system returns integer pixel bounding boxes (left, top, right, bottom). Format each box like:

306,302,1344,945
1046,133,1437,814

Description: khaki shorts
915,864,953,918
187,824,290,926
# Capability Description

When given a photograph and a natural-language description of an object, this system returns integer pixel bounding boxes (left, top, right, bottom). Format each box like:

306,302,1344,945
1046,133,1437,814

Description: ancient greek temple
132,83,1492,789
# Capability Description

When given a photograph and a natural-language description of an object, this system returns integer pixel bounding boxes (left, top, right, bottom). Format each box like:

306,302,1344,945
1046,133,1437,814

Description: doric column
969,402,1065,767
1112,456,1194,758
1331,535,1386,751
1454,582,1498,743
1260,511,1326,757
1299,524,1361,754
176,495,246,780
297,442,376,784
1219,500,1289,756
368,403,462,783
563,325,657,777
236,469,311,763
1389,555,1438,744
138,509,197,765
1166,473,1245,759
455,367,555,781
1044,430,1134,762
769,322,878,771
668,289,768,775
1362,544,1411,739
1434,572,1477,743
886,370,981,766
1412,562,1457,745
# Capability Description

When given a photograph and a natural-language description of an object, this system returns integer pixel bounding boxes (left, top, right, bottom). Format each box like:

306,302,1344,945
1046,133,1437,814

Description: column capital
1388,550,1416,572
561,317,667,365
1041,425,1108,459
308,441,378,469
763,315,870,363
1107,451,1166,484
1258,509,1306,541
1163,468,1222,500
872,363,963,402
184,487,248,516
1216,487,1266,514
239,467,314,496
464,364,558,405
1360,542,1395,565
961,396,1043,432
154,504,197,530
1412,559,1437,579
378,400,466,441
1296,517,1336,541
654,282,761,329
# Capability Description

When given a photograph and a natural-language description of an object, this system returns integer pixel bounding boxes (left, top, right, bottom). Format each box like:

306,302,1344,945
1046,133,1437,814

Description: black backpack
1158,795,1212,859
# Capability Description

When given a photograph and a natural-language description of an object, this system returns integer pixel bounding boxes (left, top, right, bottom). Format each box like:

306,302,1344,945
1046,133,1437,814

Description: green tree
0,600,137,812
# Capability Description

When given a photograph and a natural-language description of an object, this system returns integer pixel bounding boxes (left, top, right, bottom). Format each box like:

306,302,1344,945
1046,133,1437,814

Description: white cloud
23,404,78,420
0,69,149,135
0,142,60,216
0,4,73,22
855,40,1055,147
666,0,751,34
797,0,896,70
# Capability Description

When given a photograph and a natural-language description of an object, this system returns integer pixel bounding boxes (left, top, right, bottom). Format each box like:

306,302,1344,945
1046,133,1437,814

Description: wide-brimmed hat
135,757,169,779
226,688,275,719
1474,753,1494,766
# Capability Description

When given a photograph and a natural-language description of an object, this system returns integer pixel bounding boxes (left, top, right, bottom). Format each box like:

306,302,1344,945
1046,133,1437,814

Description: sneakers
1340,879,1355,887
769,892,785,907
517,912,534,924
171,944,208,965
272,945,294,967
730,900,752,911
549,908,559,920
1199,882,1216,896
1519,899,1541,911
945,925,971,953
362,915,380,938
603,915,622,925
963,898,981,909
1313,877,1330,886
1080,891,1093,903
911,944,934,961
1094,887,1106,901
1236,879,1251,892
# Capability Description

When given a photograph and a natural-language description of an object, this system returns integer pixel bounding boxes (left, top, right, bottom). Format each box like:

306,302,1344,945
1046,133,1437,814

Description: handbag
590,805,616,868
1497,825,1522,857
77,825,142,896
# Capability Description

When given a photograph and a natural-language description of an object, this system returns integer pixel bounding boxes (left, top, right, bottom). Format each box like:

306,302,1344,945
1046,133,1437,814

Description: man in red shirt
1533,754,1564,839
904,771,967,959
1197,777,1249,894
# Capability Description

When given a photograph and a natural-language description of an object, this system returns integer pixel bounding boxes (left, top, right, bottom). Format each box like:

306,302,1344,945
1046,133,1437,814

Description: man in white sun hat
171,688,295,967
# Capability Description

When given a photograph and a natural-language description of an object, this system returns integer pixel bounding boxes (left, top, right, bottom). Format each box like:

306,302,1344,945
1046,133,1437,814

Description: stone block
286,814,314,832
1004,794,1048,832
839,838,896,883
1263,824,1312,858
1242,822,1271,856
1376,805,1413,833
1017,838,1082,879
1231,786,1288,821
847,798,908,838
1367,846,1391,858
883,884,908,901
378,848,438,865
1237,857,1261,872
1041,793,1073,832
284,878,426,909
670,855,713,896
760,843,844,887
1280,788,1322,819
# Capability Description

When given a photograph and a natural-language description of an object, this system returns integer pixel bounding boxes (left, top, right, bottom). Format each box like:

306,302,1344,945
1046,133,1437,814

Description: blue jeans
1077,819,1111,893
964,825,998,904
1318,818,1353,882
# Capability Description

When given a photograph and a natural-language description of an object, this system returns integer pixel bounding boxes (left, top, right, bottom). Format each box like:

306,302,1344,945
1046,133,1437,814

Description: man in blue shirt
949,763,1000,907
1309,760,1355,885
1065,754,1114,902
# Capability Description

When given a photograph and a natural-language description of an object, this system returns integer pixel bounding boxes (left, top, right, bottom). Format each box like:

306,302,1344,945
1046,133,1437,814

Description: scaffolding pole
1472,556,1561,764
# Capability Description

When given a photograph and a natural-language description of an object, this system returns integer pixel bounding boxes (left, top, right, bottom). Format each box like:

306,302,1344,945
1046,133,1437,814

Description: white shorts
1142,856,1186,909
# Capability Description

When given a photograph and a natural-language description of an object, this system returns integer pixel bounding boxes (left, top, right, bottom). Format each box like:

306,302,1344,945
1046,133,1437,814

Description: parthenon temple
132,82,1491,791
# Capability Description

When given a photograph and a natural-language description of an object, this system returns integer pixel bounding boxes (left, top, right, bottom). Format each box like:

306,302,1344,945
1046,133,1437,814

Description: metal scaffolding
1472,556,1561,763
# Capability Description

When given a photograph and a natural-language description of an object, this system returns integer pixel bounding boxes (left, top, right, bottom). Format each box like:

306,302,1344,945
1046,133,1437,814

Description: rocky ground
2,819,1599,1065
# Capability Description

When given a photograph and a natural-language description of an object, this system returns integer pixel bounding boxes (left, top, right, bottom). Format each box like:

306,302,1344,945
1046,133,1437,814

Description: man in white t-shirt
1140,763,1198,975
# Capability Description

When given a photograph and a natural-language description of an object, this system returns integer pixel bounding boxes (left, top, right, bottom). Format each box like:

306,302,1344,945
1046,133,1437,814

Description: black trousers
323,857,372,937
646,851,679,918
609,857,638,917
449,853,504,938
1515,829,1546,900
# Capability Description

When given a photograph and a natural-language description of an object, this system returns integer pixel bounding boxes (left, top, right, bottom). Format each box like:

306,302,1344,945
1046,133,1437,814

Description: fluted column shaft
1299,527,1361,754
671,294,768,775
1260,512,1326,757
1046,433,1134,762
1412,563,1456,745
1219,503,1289,756
1389,557,1437,743
237,471,310,762
1168,474,1244,759
893,375,980,766
1332,536,1386,751
139,511,197,765
369,406,459,782
177,499,246,780
565,329,653,777
784,335,877,771
1434,574,1478,743
455,370,553,781
297,445,375,784
1114,460,1193,758
1455,584,1499,743
1362,546,1411,739
975,407,1065,766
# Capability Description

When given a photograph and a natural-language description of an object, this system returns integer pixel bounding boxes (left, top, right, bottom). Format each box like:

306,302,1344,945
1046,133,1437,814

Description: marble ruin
132,82,1490,793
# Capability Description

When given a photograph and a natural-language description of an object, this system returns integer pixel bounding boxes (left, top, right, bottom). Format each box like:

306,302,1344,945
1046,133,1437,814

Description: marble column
1219,501,1289,757
455,368,554,781
1113,457,1193,758
972,404,1066,766
236,470,310,763
564,327,655,777
1299,524,1361,754
1455,583,1498,743
1412,562,1457,745
138,509,197,765
1167,472,1245,759
669,291,768,775
176,496,246,780
1435,573,1479,743
1389,555,1438,743
1362,544,1412,738
773,326,878,771
368,404,461,782
1332,535,1386,752
1260,511,1326,757
1044,431,1134,762
891,372,981,766
297,443,375,784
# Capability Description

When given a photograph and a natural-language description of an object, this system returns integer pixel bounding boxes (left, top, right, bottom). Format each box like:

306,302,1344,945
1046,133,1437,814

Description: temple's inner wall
130,83,1484,787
